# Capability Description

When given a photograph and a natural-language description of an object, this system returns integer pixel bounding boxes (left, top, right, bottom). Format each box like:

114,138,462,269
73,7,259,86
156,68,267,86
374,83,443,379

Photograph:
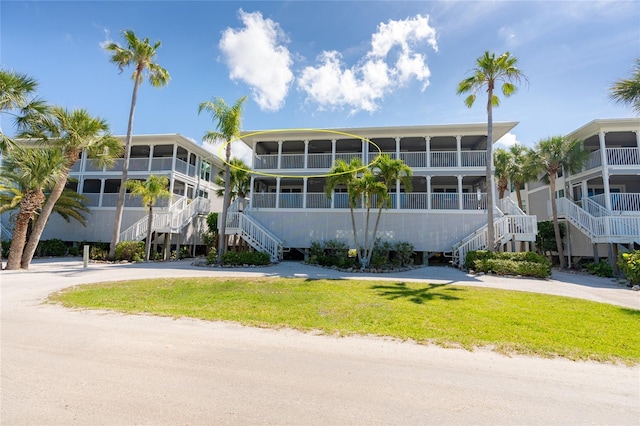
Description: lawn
49,277,640,364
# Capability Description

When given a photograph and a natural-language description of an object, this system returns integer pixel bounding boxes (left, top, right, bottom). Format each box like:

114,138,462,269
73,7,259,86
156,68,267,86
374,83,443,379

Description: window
555,189,565,199
200,161,211,181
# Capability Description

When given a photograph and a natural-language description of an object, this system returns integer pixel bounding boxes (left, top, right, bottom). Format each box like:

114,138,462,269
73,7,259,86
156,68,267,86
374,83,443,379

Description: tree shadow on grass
370,282,465,304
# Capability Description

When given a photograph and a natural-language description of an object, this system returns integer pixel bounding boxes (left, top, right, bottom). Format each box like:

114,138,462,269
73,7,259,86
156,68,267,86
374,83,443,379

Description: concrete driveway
1,259,638,425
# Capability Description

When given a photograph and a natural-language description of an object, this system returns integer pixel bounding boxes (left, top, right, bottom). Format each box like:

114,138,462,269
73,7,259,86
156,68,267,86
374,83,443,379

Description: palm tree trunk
109,73,141,259
217,144,232,262
349,206,361,266
366,206,384,267
549,174,566,269
515,182,523,210
486,90,495,251
20,166,71,269
6,210,34,270
145,206,153,261
362,204,371,268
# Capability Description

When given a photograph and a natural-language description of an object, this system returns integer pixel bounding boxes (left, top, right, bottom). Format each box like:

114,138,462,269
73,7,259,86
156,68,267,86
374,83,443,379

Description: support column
396,179,400,210
303,177,308,209
171,144,177,172
277,140,283,170
636,129,640,151
395,137,401,160
98,179,105,207
275,177,281,209
599,130,612,211
456,135,462,168
304,140,309,169
457,175,463,210
581,180,588,202
426,176,432,210
425,136,431,168
249,176,255,209
361,138,367,164
331,139,336,165
148,145,154,172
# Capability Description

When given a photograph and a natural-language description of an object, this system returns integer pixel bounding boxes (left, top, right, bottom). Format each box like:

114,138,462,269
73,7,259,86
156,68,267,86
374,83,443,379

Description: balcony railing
590,193,640,213
583,147,640,172
306,193,331,208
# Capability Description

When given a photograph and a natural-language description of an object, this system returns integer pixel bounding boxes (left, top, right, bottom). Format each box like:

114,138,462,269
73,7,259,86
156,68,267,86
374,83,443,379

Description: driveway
1,259,638,425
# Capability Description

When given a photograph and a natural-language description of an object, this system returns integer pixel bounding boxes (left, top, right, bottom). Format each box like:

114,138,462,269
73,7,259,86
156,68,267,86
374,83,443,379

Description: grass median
49,277,640,364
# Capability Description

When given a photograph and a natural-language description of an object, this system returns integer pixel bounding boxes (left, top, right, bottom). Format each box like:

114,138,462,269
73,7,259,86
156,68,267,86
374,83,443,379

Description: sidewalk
2,257,638,309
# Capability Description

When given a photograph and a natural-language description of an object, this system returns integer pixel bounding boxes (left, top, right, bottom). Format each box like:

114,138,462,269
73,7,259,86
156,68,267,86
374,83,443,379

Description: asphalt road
1,259,638,425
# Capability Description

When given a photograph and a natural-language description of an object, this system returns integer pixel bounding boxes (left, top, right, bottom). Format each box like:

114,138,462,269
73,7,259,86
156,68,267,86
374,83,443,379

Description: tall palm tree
0,69,49,152
214,157,251,203
18,107,122,269
609,57,640,115
198,96,247,262
493,148,512,199
1,146,65,270
532,136,589,269
457,51,528,251
351,169,389,268
105,30,170,259
126,175,171,261
507,144,537,210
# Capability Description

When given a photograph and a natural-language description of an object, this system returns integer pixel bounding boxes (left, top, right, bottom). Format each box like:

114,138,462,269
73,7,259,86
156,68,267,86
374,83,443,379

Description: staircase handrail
582,197,610,217
226,211,283,261
498,197,526,216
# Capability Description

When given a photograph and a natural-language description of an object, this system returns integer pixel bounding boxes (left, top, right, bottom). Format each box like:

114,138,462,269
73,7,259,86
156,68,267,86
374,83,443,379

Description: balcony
583,147,640,172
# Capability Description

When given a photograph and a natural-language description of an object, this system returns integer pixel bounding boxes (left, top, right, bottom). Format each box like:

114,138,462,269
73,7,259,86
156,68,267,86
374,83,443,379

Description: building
1,134,224,254
228,122,538,264
523,118,640,265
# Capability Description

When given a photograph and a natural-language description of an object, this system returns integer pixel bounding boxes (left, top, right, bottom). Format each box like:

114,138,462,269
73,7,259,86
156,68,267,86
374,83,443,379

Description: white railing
431,193,458,210
226,212,283,262
584,150,602,171
306,193,331,208
150,157,173,171
606,147,640,166
558,197,640,243
368,152,397,164
252,193,276,208
400,193,428,209
129,158,149,171
461,151,486,167
451,215,538,268
400,152,427,167
279,193,303,208
280,154,305,169
464,193,488,210
335,152,362,163
254,155,278,169
497,197,525,216
589,193,640,213
307,153,332,168
430,151,457,168
582,197,610,217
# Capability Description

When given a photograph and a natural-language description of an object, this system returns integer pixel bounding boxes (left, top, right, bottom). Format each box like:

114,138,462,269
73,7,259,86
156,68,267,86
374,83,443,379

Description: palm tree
457,51,528,251
1,146,65,270
18,107,122,269
350,169,389,268
494,148,512,199
508,144,537,210
532,136,589,269
198,96,247,262
0,69,49,152
609,57,640,115
105,30,170,259
214,157,251,203
126,175,171,261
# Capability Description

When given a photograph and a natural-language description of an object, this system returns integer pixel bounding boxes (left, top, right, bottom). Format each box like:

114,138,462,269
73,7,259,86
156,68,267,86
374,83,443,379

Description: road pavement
1,259,638,425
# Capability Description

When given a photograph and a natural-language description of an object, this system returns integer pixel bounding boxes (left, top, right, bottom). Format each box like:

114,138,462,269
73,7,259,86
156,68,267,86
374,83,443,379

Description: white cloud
297,14,438,114
219,10,294,112
98,28,112,49
201,137,253,167
495,132,519,148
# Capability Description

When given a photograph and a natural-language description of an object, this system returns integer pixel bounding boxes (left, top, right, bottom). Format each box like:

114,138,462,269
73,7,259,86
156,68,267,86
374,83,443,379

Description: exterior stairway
557,197,640,245
119,196,210,242
224,198,283,262
451,198,538,268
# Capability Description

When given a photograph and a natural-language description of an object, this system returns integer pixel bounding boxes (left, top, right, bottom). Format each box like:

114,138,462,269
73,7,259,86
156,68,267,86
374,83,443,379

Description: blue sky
2,0,638,155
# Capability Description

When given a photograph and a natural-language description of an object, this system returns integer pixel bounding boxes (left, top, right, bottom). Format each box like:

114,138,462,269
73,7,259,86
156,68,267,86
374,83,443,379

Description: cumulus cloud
298,14,438,114
495,132,520,148
219,9,294,112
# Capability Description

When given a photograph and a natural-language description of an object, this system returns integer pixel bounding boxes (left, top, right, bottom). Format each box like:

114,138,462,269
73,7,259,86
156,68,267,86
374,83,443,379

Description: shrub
2,240,11,258
89,243,109,261
222,250,270,266
115,241,145,262
393,241,414,267
206,248,218,264
36,239,67,257
178,246,191,259
584,260,614,278
68,246,80,257
618,250,640,285
466,249,552,278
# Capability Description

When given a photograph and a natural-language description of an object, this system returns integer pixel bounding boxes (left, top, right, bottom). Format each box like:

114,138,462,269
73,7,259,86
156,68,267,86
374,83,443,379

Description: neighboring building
230,122,538,264
1,134,224,254
523,118,640,264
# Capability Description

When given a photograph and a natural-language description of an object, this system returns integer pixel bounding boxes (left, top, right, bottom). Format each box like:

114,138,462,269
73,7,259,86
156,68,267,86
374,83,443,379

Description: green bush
466,249,552,278
222,250,270,266
584,260,614,278
37,239,67,257
618,250,640,285
178,246,191,259
115,241,145,262
89,244,108,261
68,246,80,257
206,248,218,264
2,240,11,258
393,241,414,267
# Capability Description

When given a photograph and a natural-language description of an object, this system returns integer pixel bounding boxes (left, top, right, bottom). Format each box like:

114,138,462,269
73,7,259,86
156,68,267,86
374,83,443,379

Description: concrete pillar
426,176,432,210
277,140,283,170
304,140,309,169
425,136,431,168
599,130,612,211
275,177,281,209
456,135,462,168
303,177,308,209
457,175,463,210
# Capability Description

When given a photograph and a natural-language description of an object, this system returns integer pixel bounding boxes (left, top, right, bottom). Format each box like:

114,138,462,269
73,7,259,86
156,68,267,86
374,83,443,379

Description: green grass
49,277,640,364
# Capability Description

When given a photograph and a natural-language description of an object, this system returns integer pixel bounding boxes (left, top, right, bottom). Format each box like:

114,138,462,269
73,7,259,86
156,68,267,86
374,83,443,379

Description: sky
1,0,639,159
